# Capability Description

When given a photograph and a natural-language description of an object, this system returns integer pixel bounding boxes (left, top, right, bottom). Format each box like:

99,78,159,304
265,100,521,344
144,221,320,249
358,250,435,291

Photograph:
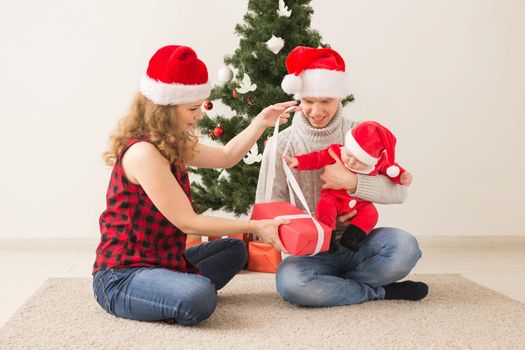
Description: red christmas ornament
203,100,213,110
213,125,224,138
246,95,255,106
231,90,238,100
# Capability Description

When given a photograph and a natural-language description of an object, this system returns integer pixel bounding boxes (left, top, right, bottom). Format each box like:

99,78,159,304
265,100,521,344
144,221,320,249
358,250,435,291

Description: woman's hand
255,100,301,128
249,219,290,253
400,171,413,186
282,155,299,168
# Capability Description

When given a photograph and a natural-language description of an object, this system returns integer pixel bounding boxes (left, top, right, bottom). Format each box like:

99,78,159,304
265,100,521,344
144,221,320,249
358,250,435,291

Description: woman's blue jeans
92,238,247,325
276,227,422,307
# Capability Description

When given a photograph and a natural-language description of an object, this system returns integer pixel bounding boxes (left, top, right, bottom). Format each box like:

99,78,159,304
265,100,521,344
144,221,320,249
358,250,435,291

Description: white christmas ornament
252,51,258,59
217,66,233,84
266,35,285,54
218,169,230,181
243,143,263,165
277,0,292,17
236,73,257,94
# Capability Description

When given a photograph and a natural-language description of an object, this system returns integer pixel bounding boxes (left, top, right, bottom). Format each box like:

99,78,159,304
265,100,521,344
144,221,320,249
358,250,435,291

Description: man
256,46,428,306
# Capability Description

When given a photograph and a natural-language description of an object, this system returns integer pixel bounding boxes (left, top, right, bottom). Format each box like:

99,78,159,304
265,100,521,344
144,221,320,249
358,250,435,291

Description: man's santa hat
140,45,211,106
344,121,400,177
281,46,349,99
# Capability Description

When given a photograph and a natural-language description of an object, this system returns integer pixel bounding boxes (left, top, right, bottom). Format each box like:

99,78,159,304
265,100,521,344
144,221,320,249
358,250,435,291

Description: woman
93,45,299,325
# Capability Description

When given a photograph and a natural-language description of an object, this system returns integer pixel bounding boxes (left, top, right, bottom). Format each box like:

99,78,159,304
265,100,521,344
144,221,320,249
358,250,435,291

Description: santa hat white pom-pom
281,74,302,95
386,165,400,178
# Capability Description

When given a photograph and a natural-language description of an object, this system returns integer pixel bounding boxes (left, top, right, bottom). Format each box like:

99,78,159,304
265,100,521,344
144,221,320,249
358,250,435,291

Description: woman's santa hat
281,46,349,99
140,45,211,106
344,121,400,177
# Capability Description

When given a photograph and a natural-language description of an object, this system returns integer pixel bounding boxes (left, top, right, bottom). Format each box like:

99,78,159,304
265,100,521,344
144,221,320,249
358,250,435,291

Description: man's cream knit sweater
255,105,406,228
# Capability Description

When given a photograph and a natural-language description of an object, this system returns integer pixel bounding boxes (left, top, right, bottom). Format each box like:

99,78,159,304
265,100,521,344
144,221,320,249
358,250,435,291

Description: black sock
339,225,366,252
383,281,429,301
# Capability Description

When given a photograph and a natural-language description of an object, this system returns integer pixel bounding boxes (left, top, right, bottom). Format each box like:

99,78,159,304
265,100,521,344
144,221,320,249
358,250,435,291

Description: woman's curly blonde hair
103,92,199,166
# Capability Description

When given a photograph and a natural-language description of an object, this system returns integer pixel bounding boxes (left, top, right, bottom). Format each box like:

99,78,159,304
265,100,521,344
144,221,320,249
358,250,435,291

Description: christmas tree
190,0,353,216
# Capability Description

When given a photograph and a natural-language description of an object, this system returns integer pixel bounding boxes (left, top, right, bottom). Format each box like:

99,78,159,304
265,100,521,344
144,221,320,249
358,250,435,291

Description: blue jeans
92,238,247,325
276,227,422,307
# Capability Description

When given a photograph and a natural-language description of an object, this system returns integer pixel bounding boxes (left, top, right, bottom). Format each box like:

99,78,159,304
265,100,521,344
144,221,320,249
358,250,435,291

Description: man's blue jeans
92,238,247,325
276,227,422,307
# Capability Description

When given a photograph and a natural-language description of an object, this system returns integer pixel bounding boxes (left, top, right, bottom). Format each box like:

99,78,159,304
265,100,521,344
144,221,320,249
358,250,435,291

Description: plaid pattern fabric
93,138,199,274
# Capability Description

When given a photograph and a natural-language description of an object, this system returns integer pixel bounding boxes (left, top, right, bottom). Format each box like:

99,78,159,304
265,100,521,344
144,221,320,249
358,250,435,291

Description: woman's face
174,100,205,132
300,97,340,128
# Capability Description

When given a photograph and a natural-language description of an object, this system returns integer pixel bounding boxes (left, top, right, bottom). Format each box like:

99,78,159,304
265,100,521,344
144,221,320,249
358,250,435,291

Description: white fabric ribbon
263,109,325,255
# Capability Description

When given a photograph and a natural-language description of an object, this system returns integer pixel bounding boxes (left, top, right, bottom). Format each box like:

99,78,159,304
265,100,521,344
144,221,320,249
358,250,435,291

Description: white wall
0,0,523,238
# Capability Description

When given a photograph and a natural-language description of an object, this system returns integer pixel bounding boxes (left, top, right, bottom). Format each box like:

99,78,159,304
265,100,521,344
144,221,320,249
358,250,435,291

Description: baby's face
340,147,369,171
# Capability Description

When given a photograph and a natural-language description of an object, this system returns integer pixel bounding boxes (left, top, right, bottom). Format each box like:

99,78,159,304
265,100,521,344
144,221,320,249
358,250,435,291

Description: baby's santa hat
140,45,211,106
344,121,400,178
281,46,349,99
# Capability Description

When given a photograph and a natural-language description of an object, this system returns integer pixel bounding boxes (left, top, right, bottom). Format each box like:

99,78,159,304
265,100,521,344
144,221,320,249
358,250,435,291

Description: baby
283,121,412,251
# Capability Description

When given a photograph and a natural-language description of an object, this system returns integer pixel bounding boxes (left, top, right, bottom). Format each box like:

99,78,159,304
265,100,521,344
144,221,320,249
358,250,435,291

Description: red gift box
250,201,331,256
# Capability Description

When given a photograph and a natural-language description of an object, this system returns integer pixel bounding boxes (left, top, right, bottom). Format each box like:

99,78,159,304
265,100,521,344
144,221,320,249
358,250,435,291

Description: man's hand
321,147,358,192
337,210,357,223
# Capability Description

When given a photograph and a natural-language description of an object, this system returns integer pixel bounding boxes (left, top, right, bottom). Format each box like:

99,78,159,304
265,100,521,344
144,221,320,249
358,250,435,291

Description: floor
1,235,524,328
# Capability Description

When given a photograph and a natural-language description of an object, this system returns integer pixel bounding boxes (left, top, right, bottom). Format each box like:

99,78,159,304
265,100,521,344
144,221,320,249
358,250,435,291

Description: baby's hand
400,171,413,186
282,155,299,168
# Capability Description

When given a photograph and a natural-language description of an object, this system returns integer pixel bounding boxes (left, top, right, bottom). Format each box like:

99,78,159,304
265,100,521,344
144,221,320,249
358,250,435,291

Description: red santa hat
140,45,211,106
281,46,349,99
344,121,400,177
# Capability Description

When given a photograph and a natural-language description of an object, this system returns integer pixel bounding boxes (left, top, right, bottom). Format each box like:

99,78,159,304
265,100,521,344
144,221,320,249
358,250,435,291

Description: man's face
299,97,340,128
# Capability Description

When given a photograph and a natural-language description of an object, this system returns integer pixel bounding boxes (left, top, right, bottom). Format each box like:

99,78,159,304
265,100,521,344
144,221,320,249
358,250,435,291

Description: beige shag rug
0,273,524,350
